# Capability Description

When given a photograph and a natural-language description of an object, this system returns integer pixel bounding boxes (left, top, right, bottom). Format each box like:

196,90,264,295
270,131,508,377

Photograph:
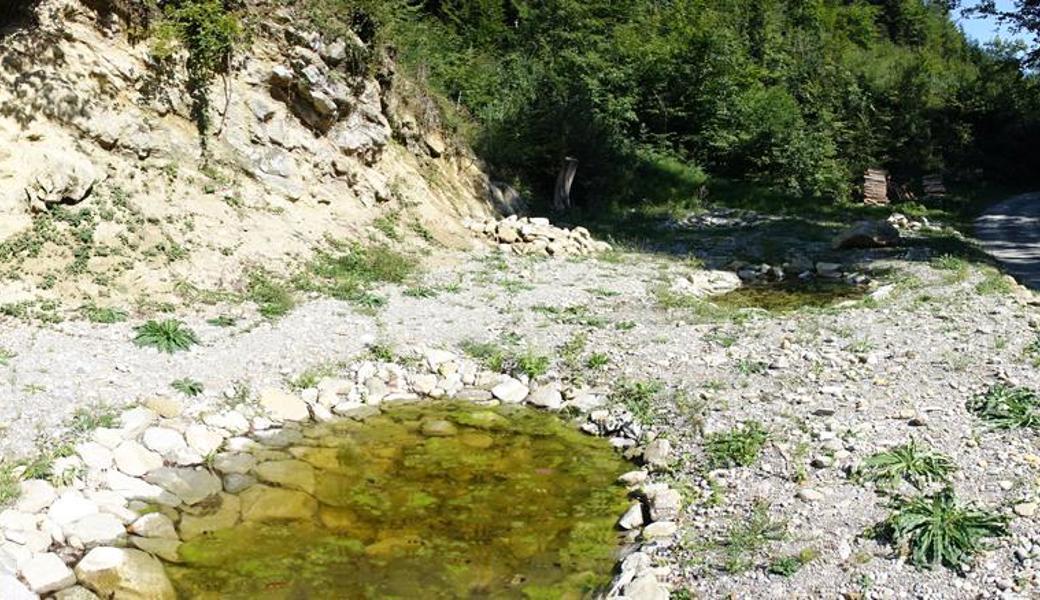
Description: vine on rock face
151,0,240,152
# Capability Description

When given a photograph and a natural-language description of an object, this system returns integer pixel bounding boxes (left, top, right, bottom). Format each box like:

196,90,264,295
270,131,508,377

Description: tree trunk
553,157,578,211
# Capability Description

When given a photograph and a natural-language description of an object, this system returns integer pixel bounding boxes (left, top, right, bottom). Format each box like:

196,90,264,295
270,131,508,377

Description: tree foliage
308,1,1040,206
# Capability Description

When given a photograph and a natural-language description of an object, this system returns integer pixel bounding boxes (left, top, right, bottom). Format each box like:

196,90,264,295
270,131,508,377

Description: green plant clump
172,378,205,397
133,319,199,353
706,421,768,468
859,439,957,490
612,380,662,426
966,384,1040,429
877,488,1008,571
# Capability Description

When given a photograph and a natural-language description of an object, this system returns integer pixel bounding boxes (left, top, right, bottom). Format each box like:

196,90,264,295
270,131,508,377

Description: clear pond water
165,402,631,599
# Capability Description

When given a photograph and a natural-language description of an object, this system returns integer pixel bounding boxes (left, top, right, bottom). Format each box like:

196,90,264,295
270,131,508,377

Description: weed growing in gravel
207,315,236,327
768,548,818,577
301,244,413,307
613,380,662,425
653,285,745,323
966,384,1040,429
0,347,14,366
614,320,637,331
247,270,295,318
403,285,438,298
735,358,767,376
932,254,970,283
460,339,506,372
516,350,550,379
69,406,118,434
133,319,198,353
706,421,768,468
82,304,128,324
291,362,340,389
586,353,609,369
368,344,397,363
0,463,19,505
720,500,787,573
858,440,957,490
1024,335,1040,366
876,488,1007,571
975,269,1013,296
171,378,204,397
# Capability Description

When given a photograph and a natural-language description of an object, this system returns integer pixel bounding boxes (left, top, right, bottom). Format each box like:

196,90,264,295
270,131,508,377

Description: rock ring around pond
0,348,680,598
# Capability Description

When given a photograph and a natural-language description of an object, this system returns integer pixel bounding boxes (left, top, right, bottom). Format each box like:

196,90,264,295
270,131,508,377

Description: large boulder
832,220,901,249
25,151,98,208
74,547,176,600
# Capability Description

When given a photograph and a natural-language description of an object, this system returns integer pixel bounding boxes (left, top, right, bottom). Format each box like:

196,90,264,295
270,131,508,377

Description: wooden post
553,157,578,211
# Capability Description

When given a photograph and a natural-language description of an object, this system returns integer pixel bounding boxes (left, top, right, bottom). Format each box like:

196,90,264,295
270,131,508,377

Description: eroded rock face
74,547,176,600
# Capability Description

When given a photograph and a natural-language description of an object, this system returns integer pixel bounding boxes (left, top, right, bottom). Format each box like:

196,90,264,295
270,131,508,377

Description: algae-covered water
166,403,632,599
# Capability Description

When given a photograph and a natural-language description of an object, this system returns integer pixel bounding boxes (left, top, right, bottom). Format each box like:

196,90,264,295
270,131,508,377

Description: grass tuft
247,270,295,318
612,380,662,425
133,319,198,353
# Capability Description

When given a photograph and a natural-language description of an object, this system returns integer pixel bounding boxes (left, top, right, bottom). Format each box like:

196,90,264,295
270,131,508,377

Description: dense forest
302,0,1040,209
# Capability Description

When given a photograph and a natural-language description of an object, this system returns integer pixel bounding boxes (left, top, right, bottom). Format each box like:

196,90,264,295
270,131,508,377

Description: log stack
863,168,889,205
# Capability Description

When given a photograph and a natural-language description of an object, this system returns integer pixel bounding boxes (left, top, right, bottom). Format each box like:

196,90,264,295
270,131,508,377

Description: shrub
877,488,1007,571
247,271,295,318
133,319,198,353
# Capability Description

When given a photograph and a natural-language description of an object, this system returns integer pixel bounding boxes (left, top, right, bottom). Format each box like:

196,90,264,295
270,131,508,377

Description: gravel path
976,192,1040,289
3,243,1040,597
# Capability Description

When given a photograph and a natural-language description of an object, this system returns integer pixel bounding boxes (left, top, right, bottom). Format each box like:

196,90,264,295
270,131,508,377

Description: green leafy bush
967,384,1040,429
859,439,957,490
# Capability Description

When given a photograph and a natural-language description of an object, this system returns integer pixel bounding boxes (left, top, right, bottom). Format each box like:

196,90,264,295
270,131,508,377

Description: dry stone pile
0,348,677,599
466,215,613,257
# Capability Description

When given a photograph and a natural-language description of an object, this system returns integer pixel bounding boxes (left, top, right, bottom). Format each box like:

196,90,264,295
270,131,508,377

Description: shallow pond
165,402,631,599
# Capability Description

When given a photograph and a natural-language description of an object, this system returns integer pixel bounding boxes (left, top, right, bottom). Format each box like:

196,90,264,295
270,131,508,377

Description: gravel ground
2,240,1040,597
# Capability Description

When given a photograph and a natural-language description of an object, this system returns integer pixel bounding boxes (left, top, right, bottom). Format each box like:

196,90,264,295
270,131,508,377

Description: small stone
145,397,183,419
624,574,669,600
144,468,222,506
113,442,163,477
491,378,529,403
64,513,127,548
48,494,100,527
118,408,157,438
74,547,175,600
222,473,257,495
618,470,649,487
54,585,100,600
185,425,224,456
213,453,255,475
21,552,76,594
0,574,37,600
16,480,57,513
259,389,310,421
642,521,678,540
128,514,177,540
255,460,316,494
811,455,834,468
618,504,645,530
526,384,563,410
797,488,825,502
130,535,183,563
239,486,317,522
1015,502,1038,517
643,439,672,469
75,443,114,470
178,494,241,540
142,427,188,456
420,419,458,437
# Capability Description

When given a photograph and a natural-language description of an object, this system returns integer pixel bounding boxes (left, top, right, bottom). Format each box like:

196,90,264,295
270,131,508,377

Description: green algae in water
713,280,866,313
167,403,631,599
